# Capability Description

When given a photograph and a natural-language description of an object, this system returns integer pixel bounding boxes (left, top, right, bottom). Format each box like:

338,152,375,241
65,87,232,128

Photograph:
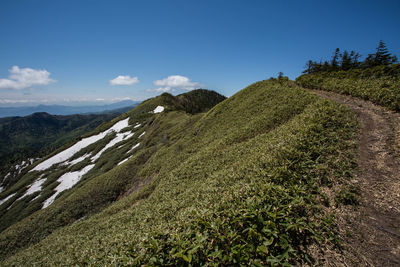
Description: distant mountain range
0,100,140,118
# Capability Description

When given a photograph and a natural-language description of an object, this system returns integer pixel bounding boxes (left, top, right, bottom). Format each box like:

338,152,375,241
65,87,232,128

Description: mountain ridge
0,100,139,118
0,83,358,265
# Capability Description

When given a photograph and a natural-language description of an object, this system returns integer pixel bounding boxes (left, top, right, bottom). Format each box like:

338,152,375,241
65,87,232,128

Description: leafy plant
296,64,400,111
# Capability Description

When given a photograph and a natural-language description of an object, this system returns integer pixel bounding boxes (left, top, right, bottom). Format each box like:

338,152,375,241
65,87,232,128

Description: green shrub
335,186,360,205
296,64,400,111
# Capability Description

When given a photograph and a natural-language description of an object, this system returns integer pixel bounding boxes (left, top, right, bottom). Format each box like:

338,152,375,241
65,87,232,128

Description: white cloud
152,75,201,92
0,66,56,90
109,75,139,86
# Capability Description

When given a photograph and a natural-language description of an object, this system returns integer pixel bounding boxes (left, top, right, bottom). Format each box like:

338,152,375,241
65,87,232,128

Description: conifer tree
365,40,398,67
302,60,314,74
375,40,391,65
331,48,340,70
340,50,352,70
350,50,361,68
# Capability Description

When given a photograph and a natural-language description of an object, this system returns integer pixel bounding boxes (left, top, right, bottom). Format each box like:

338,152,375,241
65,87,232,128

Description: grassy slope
1,81,357,265
296,63,400,111
0,90,225,260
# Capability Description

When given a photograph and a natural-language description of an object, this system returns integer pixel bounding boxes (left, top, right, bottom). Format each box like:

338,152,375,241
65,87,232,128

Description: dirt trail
312,90,400,266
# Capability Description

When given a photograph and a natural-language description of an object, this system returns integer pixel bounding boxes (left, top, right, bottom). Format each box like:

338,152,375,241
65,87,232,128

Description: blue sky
0,0,399,106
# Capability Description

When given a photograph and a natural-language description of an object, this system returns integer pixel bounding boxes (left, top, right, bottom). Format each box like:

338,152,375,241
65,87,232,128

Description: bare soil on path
312,90,400,266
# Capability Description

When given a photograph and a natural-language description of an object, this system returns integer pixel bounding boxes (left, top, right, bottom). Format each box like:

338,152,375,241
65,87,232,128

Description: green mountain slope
0,83,357,265
0,111,128,189
0,89,226,258
296,63,400,111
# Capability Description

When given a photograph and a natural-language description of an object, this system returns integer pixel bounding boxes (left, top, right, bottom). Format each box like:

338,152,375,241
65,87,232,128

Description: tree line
303,40,398,74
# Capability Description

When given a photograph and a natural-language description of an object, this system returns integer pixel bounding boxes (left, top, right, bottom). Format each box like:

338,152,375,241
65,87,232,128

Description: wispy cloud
150,75,201,92
0,66,56,90
109,75,139,86
111,97,137,101
149,87,176,93
0,96,140,106
0,99,38,104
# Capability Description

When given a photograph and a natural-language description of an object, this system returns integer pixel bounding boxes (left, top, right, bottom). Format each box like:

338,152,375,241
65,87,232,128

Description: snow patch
0,187,3,193
153,106,164,113
17,161,30,174
18,179,46,200
0,193,16,206
127,143,140,154
117,156,132,166
42,164,95,209
1,173,10,184
138,131,146,138
91,131,134,162
31,194,41,202
134,123,141,129
64,153,91,166
108,118,130,132
31,118,130,171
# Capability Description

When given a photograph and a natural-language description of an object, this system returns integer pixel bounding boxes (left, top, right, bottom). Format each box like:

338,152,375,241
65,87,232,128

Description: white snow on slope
153,106,164,113
1,173,10,185
42,164,95,209
0,187,3,193
91,131,134,162
2,173,10,181
127,143,140,154
138,131,145,138
0,193,16,206
18,179,46,200
117,156,132,166
31,194,41,202
32,118,130,171
134,123,141,128
63,153,91,166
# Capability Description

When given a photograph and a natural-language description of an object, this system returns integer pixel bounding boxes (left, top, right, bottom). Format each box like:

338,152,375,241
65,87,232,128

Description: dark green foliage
296,63,400,111
302,41,397,74
138,89,226,115
176,89,226,114
331,48,340,70
365,40,398,67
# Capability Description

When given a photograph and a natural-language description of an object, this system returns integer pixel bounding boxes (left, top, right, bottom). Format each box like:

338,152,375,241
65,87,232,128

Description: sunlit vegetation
296,63,400,111
0,81,357,265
